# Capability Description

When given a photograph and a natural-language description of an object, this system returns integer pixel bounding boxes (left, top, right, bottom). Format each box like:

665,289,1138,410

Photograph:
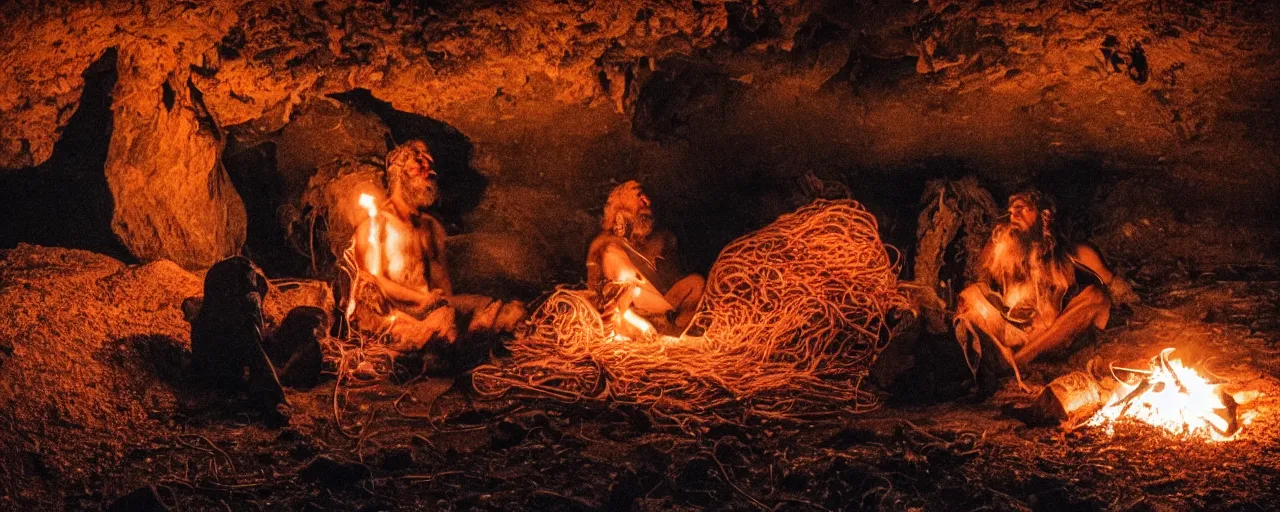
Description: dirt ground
1,243,1278,511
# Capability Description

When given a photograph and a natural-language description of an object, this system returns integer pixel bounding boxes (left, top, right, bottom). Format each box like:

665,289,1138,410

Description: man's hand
1107,276,1139,305
415,288,448,312
367,272,446,315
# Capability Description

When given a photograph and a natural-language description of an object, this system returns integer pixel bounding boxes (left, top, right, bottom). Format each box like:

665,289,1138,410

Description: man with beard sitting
586,181,705,337
347,140,524,356
954,189,1134,392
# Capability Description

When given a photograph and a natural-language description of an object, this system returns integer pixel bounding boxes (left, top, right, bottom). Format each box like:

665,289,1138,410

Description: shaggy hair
385,140,433,193
981,188,1075,313
601,180,649,236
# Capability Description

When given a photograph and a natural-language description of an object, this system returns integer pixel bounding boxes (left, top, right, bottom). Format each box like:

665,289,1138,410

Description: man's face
629,189,654,240
395,151,438,211
1007,198,1039,234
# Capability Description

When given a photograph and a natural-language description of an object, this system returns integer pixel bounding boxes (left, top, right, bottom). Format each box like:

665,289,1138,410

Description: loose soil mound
0,244,199,505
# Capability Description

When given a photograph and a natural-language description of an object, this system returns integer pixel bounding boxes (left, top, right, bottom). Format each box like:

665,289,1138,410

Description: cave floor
2,249,1279,511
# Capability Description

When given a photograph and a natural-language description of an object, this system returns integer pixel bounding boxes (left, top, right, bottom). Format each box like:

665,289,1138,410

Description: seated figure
346,140,523,354
954,189,1133,392
586,181,704,337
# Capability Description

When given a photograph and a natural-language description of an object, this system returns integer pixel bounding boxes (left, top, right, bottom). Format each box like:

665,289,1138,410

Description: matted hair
981,187,1075,313
385,140,432,191
1008,189,1056,222
602,180,645,233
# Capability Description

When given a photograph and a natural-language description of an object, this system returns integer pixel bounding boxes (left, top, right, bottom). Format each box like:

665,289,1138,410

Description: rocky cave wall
2,0,1277,293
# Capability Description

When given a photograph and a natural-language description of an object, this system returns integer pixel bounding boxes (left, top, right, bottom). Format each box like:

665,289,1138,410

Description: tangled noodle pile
472,200,913,430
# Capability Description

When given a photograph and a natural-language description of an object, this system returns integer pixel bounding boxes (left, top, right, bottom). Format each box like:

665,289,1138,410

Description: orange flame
1088,348,1241,441
359,193,381,277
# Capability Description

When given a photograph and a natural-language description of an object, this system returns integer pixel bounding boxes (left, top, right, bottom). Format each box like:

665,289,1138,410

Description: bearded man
586,181,705,337
954,189,1134,390
348,140,523,354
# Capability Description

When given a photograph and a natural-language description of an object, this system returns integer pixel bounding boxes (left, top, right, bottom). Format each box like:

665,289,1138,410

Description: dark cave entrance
0,48,133,263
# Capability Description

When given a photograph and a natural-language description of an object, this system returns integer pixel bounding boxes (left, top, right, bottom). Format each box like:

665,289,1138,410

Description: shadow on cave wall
222,140,300,277
0,48,134,262
331,89,488,233
627,60,1129,280
222,89,487,279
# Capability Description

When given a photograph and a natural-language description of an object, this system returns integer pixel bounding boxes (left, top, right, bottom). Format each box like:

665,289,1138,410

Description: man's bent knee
1073,285,1111,330
667,274,705,308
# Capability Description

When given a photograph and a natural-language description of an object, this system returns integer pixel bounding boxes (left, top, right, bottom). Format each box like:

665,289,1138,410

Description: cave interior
1,0,1279,510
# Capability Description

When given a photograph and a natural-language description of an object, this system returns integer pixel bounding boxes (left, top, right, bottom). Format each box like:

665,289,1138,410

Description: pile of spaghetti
472,200,913,429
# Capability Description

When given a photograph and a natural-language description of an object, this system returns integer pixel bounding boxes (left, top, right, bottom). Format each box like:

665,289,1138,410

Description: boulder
189,256,287,410
263,279,335,330
104,42,246,270
264,306,327,389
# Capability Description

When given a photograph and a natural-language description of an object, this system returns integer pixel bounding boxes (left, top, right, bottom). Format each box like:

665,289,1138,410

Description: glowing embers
1088,348,1250,442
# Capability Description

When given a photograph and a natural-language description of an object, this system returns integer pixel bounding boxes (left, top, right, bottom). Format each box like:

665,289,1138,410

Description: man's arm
586,236,608,295
425,216,452,297
1071,244,1114,285
1072,244,1137,304
600,243,671,313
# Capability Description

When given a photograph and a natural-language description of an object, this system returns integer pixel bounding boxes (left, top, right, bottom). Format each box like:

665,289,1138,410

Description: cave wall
1,0,1277,284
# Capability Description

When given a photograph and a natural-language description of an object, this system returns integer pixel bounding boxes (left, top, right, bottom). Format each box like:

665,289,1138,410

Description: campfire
1087,348,1252,442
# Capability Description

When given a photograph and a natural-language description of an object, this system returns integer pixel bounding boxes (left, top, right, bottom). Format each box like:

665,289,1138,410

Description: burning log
1011,348,1253,441
1012,371,1110,428
1087,348,1245,441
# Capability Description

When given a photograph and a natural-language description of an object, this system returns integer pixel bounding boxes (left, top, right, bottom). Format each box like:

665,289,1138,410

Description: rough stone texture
1,0,1278,279
0,244,201,507
274,99,390,203
0,0,742,168
105,41,247,269
263,279,335,331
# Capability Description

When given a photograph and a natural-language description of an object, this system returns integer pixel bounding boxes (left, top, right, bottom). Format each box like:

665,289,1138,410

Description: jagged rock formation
1,0,1277,273
0,0,751,169
106,41,247,269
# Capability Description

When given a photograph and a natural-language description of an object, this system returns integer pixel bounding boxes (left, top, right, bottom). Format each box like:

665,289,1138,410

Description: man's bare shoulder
588,233,626,252
417,213,446,235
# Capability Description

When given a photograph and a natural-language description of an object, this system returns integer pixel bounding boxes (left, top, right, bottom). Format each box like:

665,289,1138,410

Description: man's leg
389,305,458,352
445,293,527,336
1013,285,1110,366
955,285,1029,392
664,274,705,332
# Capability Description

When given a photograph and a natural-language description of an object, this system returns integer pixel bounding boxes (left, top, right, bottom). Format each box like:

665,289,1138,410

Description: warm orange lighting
1088,348,1241,441
359,193,382,276
621,309,653,334
358,193,377,217
1003,283,1031,310
384,220,405,278
616,267,636,283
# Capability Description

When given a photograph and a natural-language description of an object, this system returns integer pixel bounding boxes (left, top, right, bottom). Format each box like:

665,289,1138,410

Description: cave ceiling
1,0,1277,271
